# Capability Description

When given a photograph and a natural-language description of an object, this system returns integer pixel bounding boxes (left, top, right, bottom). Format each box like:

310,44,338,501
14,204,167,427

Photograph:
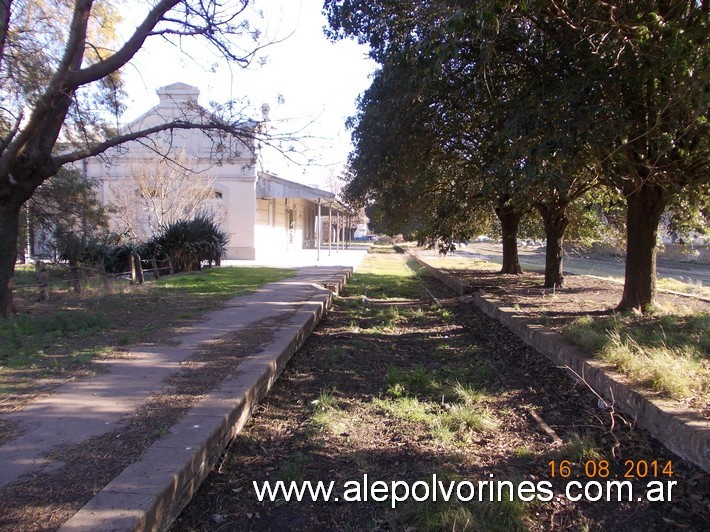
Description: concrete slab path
0,255,366,531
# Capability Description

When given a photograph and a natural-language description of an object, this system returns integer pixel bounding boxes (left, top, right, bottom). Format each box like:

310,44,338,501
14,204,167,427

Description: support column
337,210,341,252
328,205,332,256
317,199,321,261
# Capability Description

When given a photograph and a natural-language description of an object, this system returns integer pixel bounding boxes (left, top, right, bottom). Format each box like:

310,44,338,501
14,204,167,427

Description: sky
119,0,376,190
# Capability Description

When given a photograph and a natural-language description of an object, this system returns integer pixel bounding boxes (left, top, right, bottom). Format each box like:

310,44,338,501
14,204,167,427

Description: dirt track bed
442,267,710,332
173,257,709,531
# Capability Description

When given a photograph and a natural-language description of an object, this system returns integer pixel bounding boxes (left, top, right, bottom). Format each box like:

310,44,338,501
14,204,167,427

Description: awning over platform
256,172,352,213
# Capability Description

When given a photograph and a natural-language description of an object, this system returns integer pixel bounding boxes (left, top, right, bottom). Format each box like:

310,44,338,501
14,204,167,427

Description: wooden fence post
130,253,144,285
68,259,82,293
151,257,160,280
36,260,49,301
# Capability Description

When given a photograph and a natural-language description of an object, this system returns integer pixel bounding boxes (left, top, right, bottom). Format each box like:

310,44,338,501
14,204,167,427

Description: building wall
255,197,316,260
82,83,258,260
80,83,338,262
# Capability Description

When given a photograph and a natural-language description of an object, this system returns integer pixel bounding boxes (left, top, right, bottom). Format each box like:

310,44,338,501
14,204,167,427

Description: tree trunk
617,182,667,312
496,203,523,275
541,211,569,289
0,202,20,316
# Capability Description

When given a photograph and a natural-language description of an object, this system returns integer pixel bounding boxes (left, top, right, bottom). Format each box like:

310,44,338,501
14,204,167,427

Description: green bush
154,215,229,273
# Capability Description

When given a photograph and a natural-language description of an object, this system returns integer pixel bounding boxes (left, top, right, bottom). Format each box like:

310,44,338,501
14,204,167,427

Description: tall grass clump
564,312,710,402
601,332,707,400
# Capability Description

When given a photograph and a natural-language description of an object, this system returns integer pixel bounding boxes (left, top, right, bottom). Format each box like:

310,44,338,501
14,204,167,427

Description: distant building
82,82,350,261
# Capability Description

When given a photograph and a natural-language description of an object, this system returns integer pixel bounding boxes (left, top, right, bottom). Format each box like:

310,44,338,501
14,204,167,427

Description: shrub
154,215,229,273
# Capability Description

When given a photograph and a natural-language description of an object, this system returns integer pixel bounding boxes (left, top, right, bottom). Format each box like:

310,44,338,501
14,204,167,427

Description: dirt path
172,251,709,531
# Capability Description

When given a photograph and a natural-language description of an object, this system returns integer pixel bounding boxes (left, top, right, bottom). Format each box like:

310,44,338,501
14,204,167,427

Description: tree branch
69,0,180,87
0,0,12,71
51,119,257,168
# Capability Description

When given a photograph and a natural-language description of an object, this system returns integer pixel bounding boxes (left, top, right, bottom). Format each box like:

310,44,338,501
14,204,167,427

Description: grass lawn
0,266,294,400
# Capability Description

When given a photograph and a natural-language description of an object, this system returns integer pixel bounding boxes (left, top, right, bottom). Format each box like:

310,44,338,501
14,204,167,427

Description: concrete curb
409,252,709,472
59,269,351,532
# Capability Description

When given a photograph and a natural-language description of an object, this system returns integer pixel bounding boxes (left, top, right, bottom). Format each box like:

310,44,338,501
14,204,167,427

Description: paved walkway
0,252,367,530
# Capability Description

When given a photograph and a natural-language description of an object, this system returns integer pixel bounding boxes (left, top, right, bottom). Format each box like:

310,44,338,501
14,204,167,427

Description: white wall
82,83,258,260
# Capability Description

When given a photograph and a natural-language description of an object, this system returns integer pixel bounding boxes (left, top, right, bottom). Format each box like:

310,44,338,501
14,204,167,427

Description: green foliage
1,266,293,369
561,433,603,462
153,215,229,273
102,243,137,274
327,0,709,307
386,365,442,397
0,310,109,366
29,168,112,265
342,252,428,301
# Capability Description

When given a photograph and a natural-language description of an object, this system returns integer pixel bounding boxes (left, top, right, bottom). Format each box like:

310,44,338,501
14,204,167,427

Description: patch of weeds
386,365,442,397
309,388,347,436
600,332,707,400
398,476,531,531
434,384,498,440
366,306,404,331
320,345,346,367
374,396,436,424
278,452,307,482
343,253,428,301
563,315,611,352
429,419,457,443
310,409,347,436
561,432,603,462
438,403,498,434
657,277,710,298
377,380,497,443
437,307,454,321
311,387,337,411
513,445,536,460
410,307,425,319
563,312,710,402
449,381,486,405
386,382,406,398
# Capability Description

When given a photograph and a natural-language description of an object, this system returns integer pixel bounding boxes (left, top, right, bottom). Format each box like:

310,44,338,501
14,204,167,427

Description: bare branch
51,118,258,169
70,0,180,87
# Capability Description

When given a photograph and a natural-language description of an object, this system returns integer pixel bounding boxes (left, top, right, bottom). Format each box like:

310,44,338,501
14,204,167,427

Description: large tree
329,0,708,309
0,0,272,316
565,1,708,311
329,0,582,278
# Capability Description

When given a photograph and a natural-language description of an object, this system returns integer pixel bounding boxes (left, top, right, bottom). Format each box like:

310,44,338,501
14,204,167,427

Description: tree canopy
327,0,708,311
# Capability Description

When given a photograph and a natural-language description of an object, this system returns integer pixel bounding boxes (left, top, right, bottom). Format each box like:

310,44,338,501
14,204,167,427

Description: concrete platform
0,257,366,531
